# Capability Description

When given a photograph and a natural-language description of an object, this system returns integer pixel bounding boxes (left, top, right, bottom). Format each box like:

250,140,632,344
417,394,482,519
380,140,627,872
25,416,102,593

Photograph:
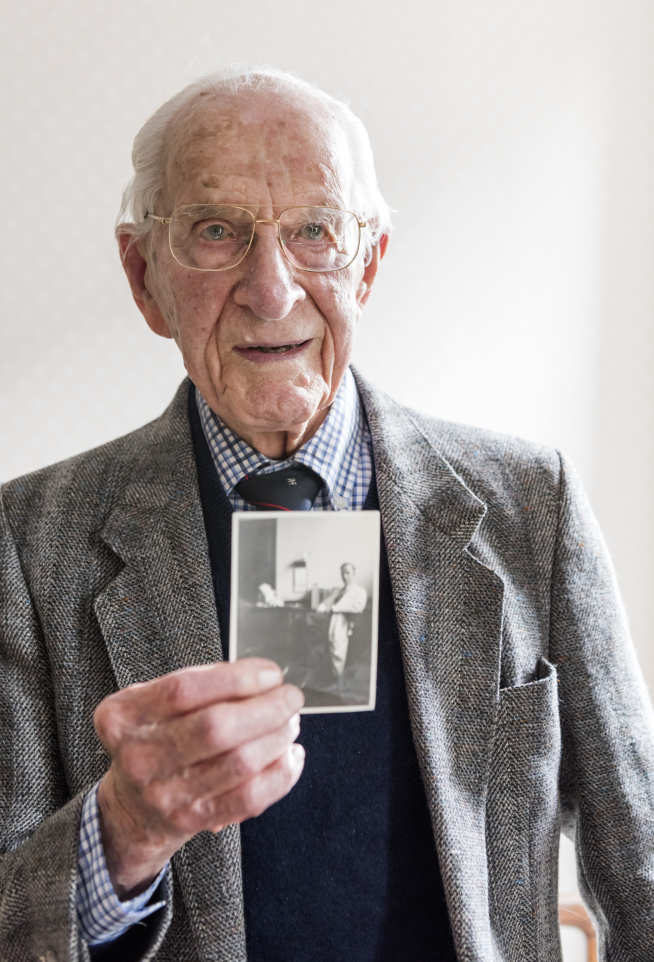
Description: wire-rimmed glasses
146,204,367,273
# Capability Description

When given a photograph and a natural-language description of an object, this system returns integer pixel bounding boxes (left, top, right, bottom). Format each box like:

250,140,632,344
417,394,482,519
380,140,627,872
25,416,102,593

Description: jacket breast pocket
485,657,563,962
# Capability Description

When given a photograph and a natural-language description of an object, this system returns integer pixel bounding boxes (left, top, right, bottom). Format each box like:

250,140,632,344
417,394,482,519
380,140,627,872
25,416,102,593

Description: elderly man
1,67,652,962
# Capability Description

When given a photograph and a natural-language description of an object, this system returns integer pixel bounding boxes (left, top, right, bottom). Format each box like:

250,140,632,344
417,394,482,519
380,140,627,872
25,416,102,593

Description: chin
245,381,327,429
244,403,319,435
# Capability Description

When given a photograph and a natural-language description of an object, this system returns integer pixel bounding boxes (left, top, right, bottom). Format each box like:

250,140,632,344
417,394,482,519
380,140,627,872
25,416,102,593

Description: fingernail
290,743,305,769
291,713,301,736
258,666,282,688
286,685,305,712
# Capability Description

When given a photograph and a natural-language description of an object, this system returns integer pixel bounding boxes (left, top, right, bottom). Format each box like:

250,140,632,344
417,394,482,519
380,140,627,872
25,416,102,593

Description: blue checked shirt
77,785,167,944
76,368,373,944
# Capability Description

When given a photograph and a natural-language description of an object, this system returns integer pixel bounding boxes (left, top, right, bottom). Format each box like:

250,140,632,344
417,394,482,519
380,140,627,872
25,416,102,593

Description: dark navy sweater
189,392,458,962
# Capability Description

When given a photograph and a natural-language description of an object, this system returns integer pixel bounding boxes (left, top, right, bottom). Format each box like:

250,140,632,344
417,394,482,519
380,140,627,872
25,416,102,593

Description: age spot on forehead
165,93,355,211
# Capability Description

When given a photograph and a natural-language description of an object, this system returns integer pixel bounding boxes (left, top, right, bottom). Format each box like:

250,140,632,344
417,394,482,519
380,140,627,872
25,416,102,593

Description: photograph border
230,510,380,714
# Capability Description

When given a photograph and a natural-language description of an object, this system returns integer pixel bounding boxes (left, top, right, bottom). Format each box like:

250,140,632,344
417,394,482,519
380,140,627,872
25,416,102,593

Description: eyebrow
174,203,242,218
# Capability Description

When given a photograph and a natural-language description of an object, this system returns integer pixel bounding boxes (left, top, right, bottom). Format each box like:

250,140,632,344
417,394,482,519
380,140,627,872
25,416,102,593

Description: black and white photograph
230,511,380,712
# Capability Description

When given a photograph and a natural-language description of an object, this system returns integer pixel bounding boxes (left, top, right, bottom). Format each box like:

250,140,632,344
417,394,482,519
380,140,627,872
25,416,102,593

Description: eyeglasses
146,204,367,273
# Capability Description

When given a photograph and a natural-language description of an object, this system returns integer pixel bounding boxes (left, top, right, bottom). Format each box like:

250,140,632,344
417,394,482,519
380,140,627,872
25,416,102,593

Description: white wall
1,3,652,955
274,513,378,602
5,0,651,686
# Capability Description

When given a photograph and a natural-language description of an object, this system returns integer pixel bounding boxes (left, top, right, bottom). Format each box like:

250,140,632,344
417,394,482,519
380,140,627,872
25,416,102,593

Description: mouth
234,339,311,361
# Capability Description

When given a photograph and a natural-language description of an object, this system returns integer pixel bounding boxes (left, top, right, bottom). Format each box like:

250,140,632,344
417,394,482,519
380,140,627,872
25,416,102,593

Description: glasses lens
170,205,254,269
279,207,360,271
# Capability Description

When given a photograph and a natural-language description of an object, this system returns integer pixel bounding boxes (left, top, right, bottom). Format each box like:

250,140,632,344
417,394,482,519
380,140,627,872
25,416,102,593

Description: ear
117,231,173,339
356,233,389,308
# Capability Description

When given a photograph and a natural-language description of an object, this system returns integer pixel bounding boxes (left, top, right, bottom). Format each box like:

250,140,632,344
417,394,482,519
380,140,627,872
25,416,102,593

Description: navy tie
235,465,323,511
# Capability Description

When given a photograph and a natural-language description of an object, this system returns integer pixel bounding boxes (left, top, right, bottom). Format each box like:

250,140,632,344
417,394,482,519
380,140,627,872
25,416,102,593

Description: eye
300,222,326,241
293,219,341,245
198,221,233,242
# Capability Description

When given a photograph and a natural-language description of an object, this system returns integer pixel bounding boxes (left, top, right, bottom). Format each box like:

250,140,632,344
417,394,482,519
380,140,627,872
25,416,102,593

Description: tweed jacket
1,372,652,962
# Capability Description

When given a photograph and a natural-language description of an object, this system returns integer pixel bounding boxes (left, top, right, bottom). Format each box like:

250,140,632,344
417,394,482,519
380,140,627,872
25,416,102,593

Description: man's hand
94,659,304,899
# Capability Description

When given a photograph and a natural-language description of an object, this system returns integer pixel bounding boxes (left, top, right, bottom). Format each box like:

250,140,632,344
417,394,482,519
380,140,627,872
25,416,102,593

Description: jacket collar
353,367,488,550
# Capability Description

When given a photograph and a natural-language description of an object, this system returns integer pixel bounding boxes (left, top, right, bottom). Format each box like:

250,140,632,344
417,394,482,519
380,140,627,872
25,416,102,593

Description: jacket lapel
356,372,504,961
93,380,247,961
94,382,221,685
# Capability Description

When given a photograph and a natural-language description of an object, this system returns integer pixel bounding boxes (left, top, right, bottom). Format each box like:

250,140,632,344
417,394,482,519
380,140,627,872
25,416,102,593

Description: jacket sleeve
550,454,654,959
0,489,173,961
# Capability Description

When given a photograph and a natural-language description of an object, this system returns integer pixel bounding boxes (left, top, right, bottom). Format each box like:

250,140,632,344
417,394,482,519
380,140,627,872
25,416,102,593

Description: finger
113,684,304,783
200,743,306,834
140,714,301,826
95,658,285,742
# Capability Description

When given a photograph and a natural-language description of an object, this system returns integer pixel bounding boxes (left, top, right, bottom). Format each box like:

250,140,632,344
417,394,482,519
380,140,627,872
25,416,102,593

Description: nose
232,223,306,321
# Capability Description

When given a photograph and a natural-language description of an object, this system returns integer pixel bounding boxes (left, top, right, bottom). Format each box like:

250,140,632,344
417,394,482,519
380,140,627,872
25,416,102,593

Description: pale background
272,513,379,602
1,1,652,957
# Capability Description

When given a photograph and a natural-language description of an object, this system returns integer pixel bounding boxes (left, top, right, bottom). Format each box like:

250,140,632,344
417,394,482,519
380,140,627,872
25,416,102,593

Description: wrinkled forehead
164,91,355,209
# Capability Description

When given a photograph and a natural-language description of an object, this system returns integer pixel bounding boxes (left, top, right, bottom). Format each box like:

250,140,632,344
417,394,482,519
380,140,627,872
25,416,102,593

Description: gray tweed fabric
0,370,652,962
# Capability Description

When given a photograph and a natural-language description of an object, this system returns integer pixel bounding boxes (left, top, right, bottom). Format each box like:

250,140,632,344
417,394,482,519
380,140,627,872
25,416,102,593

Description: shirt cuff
77,782,167,945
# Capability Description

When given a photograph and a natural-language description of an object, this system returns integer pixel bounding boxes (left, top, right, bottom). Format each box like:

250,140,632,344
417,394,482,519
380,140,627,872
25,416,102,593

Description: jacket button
38,952,57,962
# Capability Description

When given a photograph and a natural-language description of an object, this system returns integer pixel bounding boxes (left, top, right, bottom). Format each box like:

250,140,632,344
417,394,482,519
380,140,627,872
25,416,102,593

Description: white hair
116,65,392,254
